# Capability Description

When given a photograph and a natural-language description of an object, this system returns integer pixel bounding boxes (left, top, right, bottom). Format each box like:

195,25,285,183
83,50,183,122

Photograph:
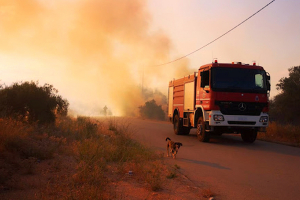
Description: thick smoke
0,0,194,116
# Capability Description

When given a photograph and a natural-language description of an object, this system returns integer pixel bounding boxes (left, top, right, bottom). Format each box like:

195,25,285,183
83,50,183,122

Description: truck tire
197,116,210,142
241,130,257,143
173,114,183,135
174,114,190,135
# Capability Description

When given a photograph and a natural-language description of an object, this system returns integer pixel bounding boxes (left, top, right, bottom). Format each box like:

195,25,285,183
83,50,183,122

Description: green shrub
0,81,69,124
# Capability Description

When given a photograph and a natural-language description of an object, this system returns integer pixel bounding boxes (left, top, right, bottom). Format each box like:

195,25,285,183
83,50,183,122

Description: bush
0,81,69,124
269,66,300,124
139,99,165,120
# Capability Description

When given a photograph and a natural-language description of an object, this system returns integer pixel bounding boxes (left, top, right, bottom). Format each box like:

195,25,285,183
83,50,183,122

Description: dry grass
0,118,65,187
52,116,166,198
0,116,168,199
258,122,300,146
166,164,181,179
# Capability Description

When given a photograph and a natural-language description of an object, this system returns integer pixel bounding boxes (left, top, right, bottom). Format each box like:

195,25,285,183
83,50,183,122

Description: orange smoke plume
0,0,193,116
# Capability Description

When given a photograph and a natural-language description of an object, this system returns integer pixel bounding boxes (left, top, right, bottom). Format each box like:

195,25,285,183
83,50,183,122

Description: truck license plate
238,117,247,121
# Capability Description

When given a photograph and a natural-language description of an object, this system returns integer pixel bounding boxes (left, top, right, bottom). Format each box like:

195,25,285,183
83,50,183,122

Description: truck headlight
259,116,268,123
214,115,224,121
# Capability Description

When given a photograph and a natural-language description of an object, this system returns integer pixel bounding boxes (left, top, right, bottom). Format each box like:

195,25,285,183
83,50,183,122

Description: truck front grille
215,101,267,116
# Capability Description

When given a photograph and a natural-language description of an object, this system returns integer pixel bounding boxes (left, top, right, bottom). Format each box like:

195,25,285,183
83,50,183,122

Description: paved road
129,118,300,200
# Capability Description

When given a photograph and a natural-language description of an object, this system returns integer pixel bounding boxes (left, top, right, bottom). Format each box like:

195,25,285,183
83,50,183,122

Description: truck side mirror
266,72,271,91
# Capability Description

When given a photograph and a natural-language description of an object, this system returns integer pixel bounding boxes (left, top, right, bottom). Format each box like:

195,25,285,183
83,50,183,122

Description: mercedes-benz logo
238,103,247,111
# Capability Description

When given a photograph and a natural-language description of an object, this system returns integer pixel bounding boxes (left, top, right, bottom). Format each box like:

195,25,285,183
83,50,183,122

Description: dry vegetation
258,122,300,147
0,117,205,200
1,114,298,199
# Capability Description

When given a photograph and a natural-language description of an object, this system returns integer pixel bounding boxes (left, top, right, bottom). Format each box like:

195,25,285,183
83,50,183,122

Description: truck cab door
199,70,211,110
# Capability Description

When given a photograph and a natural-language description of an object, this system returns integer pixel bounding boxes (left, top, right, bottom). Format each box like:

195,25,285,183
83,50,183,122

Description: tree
139,99,165,121
0,81,69,124
270,66,300,123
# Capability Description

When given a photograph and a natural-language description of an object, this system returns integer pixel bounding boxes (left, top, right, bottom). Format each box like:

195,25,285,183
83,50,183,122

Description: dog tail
166,137,171,141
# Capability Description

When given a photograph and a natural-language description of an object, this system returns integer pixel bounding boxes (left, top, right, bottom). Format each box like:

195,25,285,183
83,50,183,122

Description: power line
156,0,275,67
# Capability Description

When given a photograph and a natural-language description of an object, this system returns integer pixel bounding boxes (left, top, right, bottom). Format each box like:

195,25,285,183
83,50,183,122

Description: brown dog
166,137,183,159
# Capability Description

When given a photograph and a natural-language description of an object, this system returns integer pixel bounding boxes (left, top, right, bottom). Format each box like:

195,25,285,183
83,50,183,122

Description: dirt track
130,118,300,200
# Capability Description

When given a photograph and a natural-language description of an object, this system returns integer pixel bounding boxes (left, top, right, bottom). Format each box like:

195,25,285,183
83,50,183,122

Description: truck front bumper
208,110,269,129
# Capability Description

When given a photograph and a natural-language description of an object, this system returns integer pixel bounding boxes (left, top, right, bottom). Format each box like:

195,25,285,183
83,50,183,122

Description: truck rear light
259,116,268,123
213,115,224,121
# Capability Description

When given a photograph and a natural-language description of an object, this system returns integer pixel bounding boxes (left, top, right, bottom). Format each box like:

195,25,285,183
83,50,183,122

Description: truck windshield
211,67,267,93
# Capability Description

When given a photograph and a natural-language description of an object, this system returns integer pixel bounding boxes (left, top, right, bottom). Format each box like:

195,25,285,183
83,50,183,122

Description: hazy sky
0,0,299,116
148,0,300,89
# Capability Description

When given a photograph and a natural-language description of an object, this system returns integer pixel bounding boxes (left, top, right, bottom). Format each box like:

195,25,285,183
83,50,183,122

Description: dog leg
167,145,169,157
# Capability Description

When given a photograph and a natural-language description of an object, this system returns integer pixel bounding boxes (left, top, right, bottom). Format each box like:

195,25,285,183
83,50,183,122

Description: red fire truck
168,60,270,143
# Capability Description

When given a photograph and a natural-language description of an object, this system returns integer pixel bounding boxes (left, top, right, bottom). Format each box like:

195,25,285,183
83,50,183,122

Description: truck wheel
173,114,183,135
241,130,257,143
174,114,190,135
197,117,210,142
